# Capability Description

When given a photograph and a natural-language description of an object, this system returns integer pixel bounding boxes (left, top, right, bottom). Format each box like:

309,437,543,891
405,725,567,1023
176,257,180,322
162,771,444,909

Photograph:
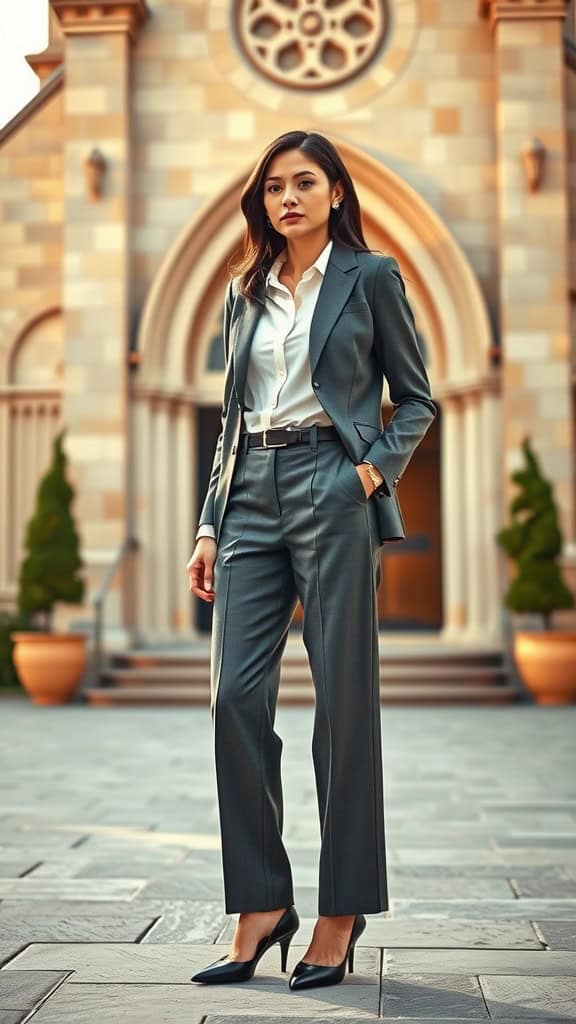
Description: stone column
173,398,195,638
151,396,171,638
480,385,504,644
462,390,484,639
52,0,149,639
132,396,154,639
441,395,466,638
479,0,576,617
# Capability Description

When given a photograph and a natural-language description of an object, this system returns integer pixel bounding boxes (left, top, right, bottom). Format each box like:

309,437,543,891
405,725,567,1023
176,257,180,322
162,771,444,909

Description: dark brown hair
227,130,384,303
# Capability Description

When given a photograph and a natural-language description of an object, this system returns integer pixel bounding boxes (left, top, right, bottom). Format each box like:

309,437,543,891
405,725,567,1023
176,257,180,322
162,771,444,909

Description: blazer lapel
231,279,265,408
231,240,361,406
308,241,360,377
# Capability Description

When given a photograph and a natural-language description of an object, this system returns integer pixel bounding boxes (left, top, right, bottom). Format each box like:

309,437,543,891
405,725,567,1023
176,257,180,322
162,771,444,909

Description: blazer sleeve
196,277,236,536
362,256,437,497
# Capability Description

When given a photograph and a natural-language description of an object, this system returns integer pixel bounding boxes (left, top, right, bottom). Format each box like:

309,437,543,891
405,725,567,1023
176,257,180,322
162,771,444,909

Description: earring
332,201,340,209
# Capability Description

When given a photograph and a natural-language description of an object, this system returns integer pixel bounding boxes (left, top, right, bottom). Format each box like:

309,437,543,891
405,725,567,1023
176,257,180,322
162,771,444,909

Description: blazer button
312,380,320,388
232,445,236,454
393,476,400,486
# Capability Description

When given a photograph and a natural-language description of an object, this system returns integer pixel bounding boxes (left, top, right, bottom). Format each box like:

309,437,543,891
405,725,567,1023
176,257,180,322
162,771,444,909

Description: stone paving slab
386,949,576,975
381,973,488,1018
0,971,69,1018
74,854,226,878
494,835,576,848
391,898,576,919
393,848,576,865
512,876,576,897
22,981,380,1022
24,978,379,1019
0,913,159,943
217,917,542,949
0,848,89,862
479,801,576,812
0,861,38,878
139,876,226,899
480,974,576,1019
534,921,576,950
0,899,227,943
3,942,379,983
0,878,146,900
205,1020,576,1024
480,813,576,829
203,1019,381,1024
385,833,495,848
387,863,573,878
0,950,24,972
0,831,86,849
46,838,194,861
388,878,514,898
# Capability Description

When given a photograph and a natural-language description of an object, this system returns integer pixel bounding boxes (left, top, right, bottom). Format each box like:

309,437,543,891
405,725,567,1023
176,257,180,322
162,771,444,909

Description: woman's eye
266,181,313,192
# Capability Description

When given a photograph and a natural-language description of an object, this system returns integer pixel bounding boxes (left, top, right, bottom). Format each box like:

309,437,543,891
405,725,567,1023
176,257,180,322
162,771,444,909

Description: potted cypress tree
496,435,576,704
10,429,88,704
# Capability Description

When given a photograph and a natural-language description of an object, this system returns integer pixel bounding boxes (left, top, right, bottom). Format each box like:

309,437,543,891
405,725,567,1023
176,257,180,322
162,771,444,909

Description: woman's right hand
187,538,217,602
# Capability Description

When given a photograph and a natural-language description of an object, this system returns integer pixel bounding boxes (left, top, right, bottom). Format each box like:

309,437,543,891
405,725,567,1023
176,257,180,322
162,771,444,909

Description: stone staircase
84,640,524,705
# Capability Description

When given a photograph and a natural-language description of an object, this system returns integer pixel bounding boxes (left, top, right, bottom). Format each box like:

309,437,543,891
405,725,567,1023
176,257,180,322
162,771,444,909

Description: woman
187,130,436,990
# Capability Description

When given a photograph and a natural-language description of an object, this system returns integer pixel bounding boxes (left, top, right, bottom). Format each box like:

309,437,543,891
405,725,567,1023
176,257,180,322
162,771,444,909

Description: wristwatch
362,460,384,490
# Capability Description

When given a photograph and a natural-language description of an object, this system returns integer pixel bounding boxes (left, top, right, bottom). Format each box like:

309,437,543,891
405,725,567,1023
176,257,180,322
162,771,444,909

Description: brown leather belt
240,425,340,449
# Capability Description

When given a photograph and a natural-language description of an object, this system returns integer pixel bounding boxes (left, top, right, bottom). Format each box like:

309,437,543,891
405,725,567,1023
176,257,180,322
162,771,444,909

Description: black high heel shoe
190,906,300,983
288,913,366,990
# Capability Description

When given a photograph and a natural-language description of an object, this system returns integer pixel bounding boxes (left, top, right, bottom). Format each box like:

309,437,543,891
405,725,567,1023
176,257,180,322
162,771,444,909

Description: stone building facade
0,0,575,652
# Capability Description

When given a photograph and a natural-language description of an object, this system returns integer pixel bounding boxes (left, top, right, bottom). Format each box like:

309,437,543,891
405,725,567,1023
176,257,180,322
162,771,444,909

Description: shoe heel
279,931,295,972
348,913,366,974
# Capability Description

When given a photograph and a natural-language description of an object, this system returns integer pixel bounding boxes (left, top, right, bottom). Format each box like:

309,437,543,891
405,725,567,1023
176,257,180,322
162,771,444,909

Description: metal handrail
88,535,139,689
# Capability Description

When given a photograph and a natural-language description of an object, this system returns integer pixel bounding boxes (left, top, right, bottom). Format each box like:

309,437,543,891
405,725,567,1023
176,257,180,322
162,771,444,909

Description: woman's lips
282,213,303,221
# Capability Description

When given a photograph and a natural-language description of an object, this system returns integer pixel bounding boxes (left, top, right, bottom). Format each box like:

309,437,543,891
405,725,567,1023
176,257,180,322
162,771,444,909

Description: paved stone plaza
0,698,575,1022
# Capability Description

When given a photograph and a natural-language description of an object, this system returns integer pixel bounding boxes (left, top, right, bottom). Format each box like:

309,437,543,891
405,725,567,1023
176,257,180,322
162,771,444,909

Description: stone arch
0,305,63,387
0,306,63,593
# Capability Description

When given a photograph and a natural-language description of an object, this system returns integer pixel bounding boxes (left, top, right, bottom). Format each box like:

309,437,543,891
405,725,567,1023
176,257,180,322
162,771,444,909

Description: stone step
103,663,510,687
112,645,506,669
86,643,521,706
85,681,522,706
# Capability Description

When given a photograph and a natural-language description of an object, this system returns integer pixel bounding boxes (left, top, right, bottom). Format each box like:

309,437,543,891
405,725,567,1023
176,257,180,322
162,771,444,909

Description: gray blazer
198,240,437,546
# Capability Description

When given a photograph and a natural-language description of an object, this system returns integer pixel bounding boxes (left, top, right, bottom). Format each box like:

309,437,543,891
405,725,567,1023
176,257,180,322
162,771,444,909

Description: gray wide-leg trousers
210,426,389,916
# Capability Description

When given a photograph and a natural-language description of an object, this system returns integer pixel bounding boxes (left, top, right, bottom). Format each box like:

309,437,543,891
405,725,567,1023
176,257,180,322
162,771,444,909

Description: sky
1,0,49,130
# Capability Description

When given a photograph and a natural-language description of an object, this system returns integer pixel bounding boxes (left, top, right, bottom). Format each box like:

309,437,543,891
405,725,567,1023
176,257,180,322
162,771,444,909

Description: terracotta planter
514,630,576,705
10,632,87,705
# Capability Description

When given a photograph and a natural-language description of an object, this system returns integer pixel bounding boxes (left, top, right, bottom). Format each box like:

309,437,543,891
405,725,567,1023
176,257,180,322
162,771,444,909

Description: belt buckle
262,428,288,448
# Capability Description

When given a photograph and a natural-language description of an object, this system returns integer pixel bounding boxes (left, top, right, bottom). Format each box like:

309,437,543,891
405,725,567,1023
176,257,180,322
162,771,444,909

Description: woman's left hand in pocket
354,463,376,499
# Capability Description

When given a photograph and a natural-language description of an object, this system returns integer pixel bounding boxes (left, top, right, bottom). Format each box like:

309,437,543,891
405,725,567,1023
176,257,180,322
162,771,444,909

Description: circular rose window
234,0,388,90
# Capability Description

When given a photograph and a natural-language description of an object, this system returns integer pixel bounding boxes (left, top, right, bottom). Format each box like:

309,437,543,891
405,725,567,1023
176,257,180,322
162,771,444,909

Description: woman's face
262,148,343,240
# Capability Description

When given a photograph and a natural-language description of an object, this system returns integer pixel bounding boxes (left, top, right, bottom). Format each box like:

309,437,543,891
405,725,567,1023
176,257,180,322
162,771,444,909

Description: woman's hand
354,463,377,499
187,538,217,602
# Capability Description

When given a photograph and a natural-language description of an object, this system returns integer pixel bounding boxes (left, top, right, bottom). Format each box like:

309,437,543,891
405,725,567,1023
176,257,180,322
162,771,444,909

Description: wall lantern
521,137,546,193
85,147,107,201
